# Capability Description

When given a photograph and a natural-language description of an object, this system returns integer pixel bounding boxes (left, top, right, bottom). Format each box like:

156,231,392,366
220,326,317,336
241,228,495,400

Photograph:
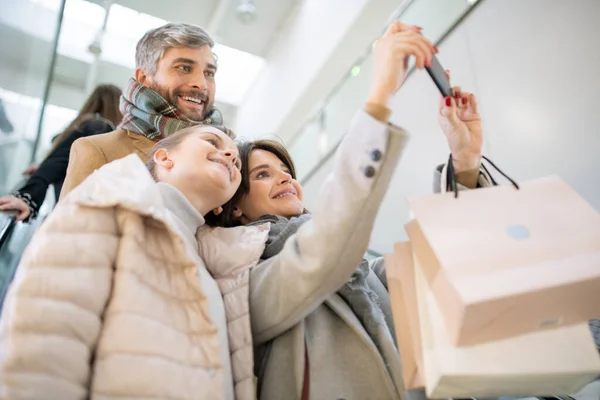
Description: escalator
0,209,46,315
0,210,19,313
0,210,16,247
0,178,52,314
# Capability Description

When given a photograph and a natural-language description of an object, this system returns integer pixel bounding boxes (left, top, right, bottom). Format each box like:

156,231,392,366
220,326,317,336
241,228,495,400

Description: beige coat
0,155,262,400
197,224,270,400
60,129,155,198
244,110,411,400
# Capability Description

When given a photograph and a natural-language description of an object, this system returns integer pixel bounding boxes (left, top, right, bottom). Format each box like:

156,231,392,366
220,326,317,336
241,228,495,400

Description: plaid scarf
118,78,233,141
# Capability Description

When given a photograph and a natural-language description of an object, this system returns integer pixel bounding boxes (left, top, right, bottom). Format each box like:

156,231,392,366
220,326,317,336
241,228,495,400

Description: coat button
364,166,376,178
370,149,382,162
208,369,216,377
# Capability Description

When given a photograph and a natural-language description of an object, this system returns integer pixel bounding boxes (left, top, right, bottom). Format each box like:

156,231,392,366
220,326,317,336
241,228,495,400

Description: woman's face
235,149,304,223
159,127,242,212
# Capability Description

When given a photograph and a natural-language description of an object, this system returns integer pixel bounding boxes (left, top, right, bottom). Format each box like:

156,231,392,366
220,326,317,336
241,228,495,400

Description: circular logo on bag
506,224,530,240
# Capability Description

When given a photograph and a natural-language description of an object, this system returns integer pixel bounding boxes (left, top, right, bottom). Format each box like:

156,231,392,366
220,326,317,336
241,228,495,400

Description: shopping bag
406,175,600,346
385,242,425,389
411,246,600,398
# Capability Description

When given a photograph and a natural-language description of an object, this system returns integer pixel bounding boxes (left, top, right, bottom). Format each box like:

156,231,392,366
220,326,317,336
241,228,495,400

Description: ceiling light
13,0,266,107
237,0,257,23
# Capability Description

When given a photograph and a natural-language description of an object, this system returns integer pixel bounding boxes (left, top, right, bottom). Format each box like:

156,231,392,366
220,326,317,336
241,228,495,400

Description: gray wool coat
246,109,498,400
248,110,411,400
244,109,600,400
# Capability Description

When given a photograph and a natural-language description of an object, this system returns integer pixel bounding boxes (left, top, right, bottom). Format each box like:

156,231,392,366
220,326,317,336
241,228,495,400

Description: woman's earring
166,160,174,168
233,207,243,218
213,206,223,216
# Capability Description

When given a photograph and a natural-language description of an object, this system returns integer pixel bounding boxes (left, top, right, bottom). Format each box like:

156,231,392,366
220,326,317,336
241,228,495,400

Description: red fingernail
445,97,452,107
433,46,439,53
415,26,423,30
462,97,468,105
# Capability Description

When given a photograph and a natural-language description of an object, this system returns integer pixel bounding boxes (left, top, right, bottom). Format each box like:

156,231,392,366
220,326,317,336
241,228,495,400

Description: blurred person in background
0,84,122,222
21,134,62,177
60,22,233,198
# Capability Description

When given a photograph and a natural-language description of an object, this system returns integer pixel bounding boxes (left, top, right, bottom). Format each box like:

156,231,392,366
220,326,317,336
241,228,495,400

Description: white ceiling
86,0,218,33
214,0,302,56
0,0,302,120
85,0,301,57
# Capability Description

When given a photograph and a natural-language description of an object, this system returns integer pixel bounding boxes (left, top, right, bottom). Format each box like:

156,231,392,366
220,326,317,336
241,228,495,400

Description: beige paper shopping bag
385,242,425,390
412,249,600,398
406,175,600,346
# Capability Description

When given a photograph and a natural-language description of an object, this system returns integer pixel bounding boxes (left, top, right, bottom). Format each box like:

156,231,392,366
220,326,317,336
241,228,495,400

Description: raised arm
250,21,437,344
434,78,493,192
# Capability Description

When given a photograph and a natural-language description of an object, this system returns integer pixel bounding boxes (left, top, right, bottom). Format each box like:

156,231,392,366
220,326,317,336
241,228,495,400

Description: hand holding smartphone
426,54,453,98
418,31,453,97
368,22,450,106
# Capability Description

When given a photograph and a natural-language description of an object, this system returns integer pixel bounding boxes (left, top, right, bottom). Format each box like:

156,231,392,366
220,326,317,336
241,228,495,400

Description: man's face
136,45,217,122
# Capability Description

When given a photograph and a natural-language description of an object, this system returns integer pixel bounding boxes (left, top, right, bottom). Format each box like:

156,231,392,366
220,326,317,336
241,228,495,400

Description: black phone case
425,54,453,98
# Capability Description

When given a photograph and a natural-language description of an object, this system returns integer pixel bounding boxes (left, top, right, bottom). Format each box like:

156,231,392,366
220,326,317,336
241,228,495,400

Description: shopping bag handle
447,154,520,198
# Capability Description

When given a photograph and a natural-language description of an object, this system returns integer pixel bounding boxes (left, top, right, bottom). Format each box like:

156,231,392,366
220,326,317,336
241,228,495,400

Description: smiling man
61,23,234,197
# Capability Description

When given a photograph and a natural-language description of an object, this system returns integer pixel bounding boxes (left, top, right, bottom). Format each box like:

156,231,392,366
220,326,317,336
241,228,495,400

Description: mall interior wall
299,0,600,254
232,0,402,139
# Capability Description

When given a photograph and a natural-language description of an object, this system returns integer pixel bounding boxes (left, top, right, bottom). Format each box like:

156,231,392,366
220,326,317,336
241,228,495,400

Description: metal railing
0,211,17,252
0,183,54,314
0,210,19,315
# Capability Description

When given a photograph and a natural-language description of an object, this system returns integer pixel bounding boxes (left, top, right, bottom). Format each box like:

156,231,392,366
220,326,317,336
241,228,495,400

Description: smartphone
426,54,453,98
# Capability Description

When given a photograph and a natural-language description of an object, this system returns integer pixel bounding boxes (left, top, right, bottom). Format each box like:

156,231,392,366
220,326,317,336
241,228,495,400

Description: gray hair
136,23,215,75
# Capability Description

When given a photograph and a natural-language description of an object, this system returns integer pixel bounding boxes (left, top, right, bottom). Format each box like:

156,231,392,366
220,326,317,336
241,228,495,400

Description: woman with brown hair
0,84,122,221
201,21,491,400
